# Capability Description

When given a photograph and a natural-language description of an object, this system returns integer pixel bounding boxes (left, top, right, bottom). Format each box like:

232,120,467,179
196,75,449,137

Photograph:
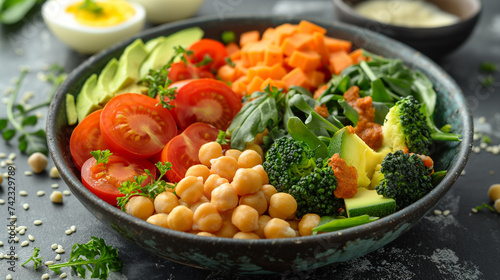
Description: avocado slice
109,39,149,94
66,94,78,126
144,36,166,52
76,74,101,123
344,188,396,218
95,58,119,105
328,126,389,188
139,27,204,79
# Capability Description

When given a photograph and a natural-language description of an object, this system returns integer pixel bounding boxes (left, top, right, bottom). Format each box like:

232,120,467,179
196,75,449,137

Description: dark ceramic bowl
333,0,482,58
47,15,472,274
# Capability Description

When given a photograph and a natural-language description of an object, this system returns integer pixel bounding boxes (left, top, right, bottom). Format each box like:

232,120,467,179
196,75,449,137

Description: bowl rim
332,0,482,31
47,14,473,248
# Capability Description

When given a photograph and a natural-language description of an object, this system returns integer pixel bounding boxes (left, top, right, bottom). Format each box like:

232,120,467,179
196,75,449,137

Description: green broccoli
375,150,434,210
382,96,460,155
263,137,342,217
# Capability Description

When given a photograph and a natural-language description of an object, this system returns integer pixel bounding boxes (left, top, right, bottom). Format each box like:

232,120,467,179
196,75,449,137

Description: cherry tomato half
70,109,108,170
168,79,242,131
161,123,219,182
168,62,215,83
81,155,156,205
187,39,228,72
100,93,177,158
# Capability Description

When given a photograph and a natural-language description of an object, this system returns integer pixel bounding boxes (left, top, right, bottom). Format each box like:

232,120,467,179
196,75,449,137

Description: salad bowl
46,15,472,274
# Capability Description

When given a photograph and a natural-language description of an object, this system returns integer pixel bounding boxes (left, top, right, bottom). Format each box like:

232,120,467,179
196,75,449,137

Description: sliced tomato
186,39,228,72
70,109,108,170
81,155,156,205
161,123,219,182
168,62,215,83
100,93,177,158
168,79,242,131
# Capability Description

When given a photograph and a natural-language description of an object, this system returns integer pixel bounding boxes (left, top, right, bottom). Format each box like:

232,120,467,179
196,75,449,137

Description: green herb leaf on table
0,0,43,25
48,237,122,280
21,247,43,269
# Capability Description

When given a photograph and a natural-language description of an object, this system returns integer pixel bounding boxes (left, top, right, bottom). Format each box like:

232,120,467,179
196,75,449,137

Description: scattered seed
13,236,19,242
21,240,29,247
65,229,73,235
37,191,46,196
473,146,481,153
443,210,451,216
480,142,488,149
29,235,35,242
23,203,29,210
5,159,13,165
0,199,5,204
433,209,442,215
51,183,59,189
0,241,3,246
0,153,5,158
50,191,63,203
0,253,3,258
59,272,67,279
63,190,71,196
49,167,60,178
70,225,76,232
51,243,58,250
6,274,12,280
57,244,64,251
34,220,42,226
471,208,478,213
20,190,28,196
42,273,50,279
19,228,26,235
461,170,466,176
45,261,54,265
478,116,486,123
55,254,61,261
0,161,6,167
24,171,33,176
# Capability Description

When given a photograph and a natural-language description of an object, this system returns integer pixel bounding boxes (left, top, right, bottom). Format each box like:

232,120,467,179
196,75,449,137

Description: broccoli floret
263,137,343,217
289,158,343,217
382,96,432,155
375,150,434,210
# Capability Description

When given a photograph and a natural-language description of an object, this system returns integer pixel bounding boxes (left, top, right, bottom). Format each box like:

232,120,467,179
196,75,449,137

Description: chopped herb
224,57,235,67
216,130,230,145
194,54,213,67
117,161,175,210
90,149,113,167
481,76,494,87
474,202,496,212
79,0,104,15
48,237,122,280
481,135,492,144
221,31,236,44
21,247,43,269
480,62,497,73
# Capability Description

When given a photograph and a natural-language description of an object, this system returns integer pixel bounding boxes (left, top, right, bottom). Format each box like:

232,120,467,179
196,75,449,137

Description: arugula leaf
21,247,43,269
48,237,122,280
338,99,359,126
287,117,328,159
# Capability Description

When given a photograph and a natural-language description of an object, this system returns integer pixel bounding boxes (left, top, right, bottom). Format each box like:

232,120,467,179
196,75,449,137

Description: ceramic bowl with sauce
42,0,146,54
333,0,482,58
133,0,205,24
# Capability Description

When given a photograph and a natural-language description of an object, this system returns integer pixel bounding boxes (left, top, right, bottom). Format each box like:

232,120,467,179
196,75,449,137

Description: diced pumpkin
288,50,322,72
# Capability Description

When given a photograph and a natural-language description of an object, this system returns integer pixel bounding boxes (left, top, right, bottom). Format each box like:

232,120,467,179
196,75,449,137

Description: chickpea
254,215,271,238
189,196,210,212
211,183,239,212
488,184,500,201
244,143,264,159
214,221,239,238
125,196,155,220
27,152,48,173
231,205,259,233
237,149,262,168
210,156,239,181
233,232,260,239
231,168,263,196
167,205,194,232
204,174,229,200
261,184,277,202
494,199,500,213
154,191,179,214
219,209,234,222
264,218,297,239
252,165,269,185
199,142,223,168
298,213,321,236
175,176,204,204
225,149,242,161
239,191,268,215
197,232,216,237
268,193,297,220
146,213,169,228
185,164,211,182
288,220,299,231
193,203,223,233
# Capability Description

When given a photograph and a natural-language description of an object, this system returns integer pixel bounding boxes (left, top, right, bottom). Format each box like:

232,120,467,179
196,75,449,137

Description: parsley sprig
21,247,43,269
48,237,122,280
90,149,113,167
0,65,66,155
117,161,175,210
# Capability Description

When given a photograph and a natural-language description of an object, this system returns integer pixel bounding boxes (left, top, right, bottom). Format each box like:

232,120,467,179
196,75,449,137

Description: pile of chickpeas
124,141,323,239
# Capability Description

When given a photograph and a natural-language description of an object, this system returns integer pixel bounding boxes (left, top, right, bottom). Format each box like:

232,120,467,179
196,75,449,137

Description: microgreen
474,202,496,212
0,64,66,155
48,237,122,280
117,161,175,210
79,0,103,15
21,247,43,269
90,149,113,167
224,57,235,67
216,130,230,146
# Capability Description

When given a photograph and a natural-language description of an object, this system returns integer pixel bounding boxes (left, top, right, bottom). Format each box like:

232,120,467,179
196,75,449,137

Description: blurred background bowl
47,15,472,274
134,0,205,24
333,0,482,58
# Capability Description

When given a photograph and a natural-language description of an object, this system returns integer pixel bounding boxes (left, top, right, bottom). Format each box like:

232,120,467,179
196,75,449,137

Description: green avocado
139,27,204,79
344,188,396,218
109,38,149,94
76,74,101,123
95,57,119,105
328,127,389,188
65,94,77,126
144,36,166,52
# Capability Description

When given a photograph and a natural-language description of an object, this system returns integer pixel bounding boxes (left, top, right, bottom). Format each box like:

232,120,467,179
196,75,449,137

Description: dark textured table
1,1,499,279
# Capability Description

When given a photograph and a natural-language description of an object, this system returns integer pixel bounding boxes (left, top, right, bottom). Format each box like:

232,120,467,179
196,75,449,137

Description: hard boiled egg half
42,0,146,54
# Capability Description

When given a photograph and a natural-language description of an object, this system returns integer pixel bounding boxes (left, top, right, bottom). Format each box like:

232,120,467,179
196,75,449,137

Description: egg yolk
66,0,136,27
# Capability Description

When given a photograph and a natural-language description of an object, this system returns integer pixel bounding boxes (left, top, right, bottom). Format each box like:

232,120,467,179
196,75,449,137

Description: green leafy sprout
90,149,113,167
48,237,122,280
117,161,175,210
21,247,43,269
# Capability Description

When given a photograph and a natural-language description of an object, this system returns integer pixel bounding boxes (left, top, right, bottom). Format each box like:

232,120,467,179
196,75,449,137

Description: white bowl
42,0,146,54
134,0,204,24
